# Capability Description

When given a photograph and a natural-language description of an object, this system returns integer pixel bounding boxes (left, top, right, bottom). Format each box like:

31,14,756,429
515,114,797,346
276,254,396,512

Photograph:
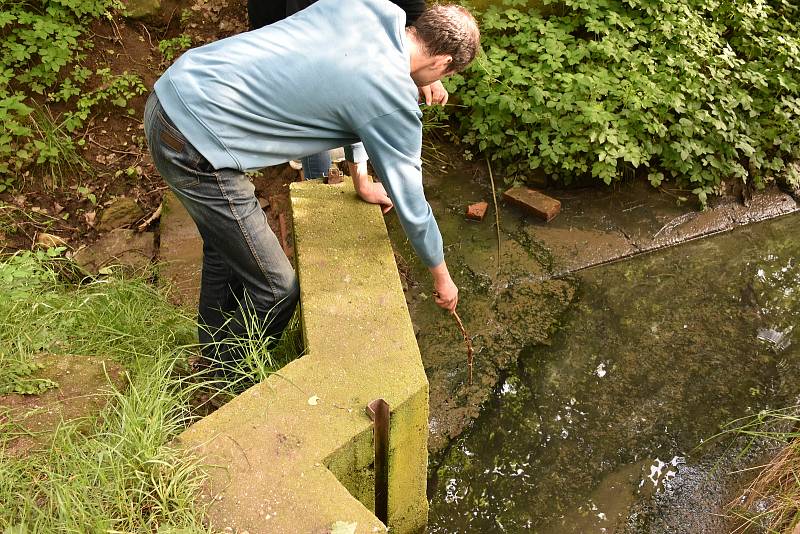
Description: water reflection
428,214,800,533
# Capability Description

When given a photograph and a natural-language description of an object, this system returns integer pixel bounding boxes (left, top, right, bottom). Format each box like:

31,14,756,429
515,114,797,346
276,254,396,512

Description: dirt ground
0,0,298,256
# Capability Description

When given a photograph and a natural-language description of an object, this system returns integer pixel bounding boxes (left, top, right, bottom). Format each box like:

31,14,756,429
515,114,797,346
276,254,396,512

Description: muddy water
385,157,577,455
426,213,800,533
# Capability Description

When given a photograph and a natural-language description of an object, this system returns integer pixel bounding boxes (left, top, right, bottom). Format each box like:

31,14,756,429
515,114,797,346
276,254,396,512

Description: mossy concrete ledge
176,177,429,533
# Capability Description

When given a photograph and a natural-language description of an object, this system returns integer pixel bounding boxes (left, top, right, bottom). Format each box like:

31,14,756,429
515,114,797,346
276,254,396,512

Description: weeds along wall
0,0,146,179
444,0,800,205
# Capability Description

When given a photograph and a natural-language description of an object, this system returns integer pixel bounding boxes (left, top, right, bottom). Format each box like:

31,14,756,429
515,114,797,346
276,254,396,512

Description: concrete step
177,178,429,534
158,190,203,310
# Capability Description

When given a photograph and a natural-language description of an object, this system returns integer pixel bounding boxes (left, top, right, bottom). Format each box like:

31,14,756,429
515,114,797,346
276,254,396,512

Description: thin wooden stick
451,309,474,385
486,158,501,276
137,202,162,232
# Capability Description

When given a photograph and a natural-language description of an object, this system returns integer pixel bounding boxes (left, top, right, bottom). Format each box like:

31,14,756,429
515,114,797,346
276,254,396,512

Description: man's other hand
348,160,393,214
419,80,449,106
357,181,394,214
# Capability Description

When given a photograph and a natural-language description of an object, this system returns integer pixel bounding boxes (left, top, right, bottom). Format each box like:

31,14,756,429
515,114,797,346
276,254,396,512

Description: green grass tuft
0,251,301,531
720,406,800,533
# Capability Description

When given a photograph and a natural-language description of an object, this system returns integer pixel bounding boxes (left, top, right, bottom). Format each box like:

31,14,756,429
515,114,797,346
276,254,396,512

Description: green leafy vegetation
446,0,800,205
27,105,92,185
0,250,62,394
0,251,200,530
0,357,210,533
203,307,303,396
0,246,64,297
0,0,145,181
159,34,192,62
0,354,57,395
60,68,147,131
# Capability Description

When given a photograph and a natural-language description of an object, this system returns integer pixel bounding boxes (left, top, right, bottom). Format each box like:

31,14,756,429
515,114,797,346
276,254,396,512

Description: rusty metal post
366,398,390,524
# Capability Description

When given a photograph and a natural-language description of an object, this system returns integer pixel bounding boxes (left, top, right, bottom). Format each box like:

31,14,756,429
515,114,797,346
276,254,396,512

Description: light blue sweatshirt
154,0,444,267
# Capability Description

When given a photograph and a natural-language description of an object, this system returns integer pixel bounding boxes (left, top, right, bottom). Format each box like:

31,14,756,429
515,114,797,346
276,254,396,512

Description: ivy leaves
447,0,800,204
0,0,144,177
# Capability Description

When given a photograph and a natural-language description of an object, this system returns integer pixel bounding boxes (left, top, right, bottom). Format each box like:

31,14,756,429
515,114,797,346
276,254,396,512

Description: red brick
502,187,561,222
326,166,343,184
465,201,489,221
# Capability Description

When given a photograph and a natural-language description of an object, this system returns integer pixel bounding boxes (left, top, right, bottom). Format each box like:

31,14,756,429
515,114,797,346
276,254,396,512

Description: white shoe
329,147,345,163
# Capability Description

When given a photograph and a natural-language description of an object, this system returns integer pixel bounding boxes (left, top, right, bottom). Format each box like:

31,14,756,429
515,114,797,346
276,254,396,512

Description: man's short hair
412,4,480,73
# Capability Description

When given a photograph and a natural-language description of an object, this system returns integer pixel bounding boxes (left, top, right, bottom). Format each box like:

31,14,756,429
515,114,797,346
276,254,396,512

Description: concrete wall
176,178,429,533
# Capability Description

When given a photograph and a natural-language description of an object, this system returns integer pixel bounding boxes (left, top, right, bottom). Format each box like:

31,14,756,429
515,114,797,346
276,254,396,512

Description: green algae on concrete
428,212,800,533
386,143,797,458
176,178,429,533
325,428,376,513
384,163,578,456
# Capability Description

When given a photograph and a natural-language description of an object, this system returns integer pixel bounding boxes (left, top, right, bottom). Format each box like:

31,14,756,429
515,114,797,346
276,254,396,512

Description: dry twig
486,158,501,277
137,203,162,231
87,137,141,156
451,309,474,385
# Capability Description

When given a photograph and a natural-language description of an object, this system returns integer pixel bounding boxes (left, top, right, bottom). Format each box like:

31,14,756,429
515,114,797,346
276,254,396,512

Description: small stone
34,232,68,249
96,197,145,231
159,191,202,310
329,147,345,163
326,167,343,185
122,0,160,18
465,201,489,221
72,228,154,274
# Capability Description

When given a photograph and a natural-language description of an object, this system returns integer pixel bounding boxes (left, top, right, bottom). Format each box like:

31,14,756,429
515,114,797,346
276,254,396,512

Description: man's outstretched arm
355,109,458,311
347,154,457,311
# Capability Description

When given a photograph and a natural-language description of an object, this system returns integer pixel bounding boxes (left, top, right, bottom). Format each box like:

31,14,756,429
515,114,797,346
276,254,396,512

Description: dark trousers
143,92,299,367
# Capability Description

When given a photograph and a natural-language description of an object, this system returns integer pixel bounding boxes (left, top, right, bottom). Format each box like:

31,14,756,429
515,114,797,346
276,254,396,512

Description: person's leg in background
300,151,331,180
247,0,286,30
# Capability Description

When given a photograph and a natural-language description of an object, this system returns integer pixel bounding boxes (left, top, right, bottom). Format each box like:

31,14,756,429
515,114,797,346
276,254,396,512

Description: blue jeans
301,152,330,179
143,92,299,368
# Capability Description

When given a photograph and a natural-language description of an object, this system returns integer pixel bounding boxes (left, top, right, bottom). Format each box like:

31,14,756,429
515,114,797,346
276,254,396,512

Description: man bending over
143,0,480,371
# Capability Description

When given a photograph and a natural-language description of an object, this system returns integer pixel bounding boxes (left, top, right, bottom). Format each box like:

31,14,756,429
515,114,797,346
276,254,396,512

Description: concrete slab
72,228,155,274
519,181,798,275
158,190,203,310
177,178,429,533
0,354,126,457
